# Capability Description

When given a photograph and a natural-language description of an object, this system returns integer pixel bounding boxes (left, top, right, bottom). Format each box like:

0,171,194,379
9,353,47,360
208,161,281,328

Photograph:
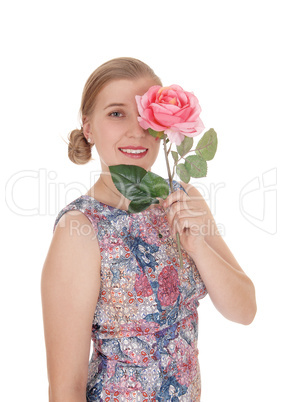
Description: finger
166,202,207,221
172,215,203,237
171,216,191,237
156,197,165,207
163,190,190,208
171,209,206,220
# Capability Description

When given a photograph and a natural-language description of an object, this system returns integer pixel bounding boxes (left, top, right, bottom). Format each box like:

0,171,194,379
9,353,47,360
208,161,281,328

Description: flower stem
163,137,173,192
163,137,184,269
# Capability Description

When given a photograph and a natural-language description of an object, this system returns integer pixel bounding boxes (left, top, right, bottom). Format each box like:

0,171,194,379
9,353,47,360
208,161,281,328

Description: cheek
152,139,161,157
95,138,115,159
93,126,115,149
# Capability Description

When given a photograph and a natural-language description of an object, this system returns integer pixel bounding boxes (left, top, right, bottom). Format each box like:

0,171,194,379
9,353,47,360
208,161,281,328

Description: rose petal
135,95,144,115
137,116,151,130
151,102,179,115
173,119,205,136
145,85,161,105
175,105,201,121
177,91,189,105
138,108,166,131
164,129,185,145
169,84,185,92
154,112,183,127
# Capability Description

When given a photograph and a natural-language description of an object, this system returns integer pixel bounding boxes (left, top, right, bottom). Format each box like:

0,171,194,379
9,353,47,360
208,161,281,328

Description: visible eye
109,111,124,118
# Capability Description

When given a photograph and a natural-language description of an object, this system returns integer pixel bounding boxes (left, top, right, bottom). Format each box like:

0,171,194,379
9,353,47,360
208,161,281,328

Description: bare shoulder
54,209,99,247
55,209,96,236
43,209,101,278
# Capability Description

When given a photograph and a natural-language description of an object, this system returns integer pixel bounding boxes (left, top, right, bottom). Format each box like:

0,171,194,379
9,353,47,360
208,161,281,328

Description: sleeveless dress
54,182,207,402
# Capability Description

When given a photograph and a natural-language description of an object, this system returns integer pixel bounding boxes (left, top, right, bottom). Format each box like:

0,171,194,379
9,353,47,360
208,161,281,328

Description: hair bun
68,128,92,165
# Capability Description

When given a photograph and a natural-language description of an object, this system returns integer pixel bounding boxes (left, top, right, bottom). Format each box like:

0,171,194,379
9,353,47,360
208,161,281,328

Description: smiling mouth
119,147,148,158
120,148,148,154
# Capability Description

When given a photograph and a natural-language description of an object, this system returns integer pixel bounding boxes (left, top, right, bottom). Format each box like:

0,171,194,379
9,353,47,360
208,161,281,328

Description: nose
126,115,147,138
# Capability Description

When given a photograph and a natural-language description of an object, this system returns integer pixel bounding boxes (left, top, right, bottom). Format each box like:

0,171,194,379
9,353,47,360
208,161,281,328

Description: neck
89,174,130,211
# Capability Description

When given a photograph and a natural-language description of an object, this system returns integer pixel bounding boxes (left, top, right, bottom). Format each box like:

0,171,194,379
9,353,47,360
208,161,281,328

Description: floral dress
54,182,207,402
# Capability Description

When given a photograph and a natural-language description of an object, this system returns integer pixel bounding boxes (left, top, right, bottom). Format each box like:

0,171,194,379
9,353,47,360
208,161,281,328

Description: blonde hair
68,57,162,165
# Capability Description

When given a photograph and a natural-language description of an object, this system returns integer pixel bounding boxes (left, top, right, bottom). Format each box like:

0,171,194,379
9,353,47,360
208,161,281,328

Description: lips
118,146,148,158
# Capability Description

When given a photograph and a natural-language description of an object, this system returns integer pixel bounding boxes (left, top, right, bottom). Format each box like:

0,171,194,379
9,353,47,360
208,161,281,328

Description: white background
1,1,281,400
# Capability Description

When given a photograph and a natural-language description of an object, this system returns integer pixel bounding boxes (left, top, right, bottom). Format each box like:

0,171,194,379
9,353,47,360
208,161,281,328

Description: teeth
120,148,147,154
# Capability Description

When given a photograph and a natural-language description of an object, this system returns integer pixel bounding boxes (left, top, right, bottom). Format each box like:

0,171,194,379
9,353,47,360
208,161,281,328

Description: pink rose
136,85,204,145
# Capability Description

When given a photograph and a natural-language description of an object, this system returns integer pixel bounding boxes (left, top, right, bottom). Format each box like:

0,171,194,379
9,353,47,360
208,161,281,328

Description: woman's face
83,77,161,173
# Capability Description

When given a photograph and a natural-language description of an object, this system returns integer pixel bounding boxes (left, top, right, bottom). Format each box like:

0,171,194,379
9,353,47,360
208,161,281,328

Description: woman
41,57,256,402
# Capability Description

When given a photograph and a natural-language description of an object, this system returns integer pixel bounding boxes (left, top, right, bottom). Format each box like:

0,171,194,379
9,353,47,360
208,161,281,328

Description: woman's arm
41,211,101,402
163,184,257,325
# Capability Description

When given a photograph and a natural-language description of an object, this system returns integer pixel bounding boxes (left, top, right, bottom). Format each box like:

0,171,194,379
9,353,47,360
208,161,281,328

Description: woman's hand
163,185,212,257
162,183,257,325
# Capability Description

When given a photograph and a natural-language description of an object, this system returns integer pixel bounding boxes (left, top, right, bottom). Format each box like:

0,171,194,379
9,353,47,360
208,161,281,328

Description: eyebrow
104,103,127,110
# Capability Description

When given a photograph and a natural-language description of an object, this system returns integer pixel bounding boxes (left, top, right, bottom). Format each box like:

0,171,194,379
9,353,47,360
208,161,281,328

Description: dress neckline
80,194,132,214
80,194,163,216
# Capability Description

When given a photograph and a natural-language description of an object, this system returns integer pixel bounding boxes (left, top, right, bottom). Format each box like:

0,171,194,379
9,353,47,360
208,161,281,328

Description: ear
82,115,92,141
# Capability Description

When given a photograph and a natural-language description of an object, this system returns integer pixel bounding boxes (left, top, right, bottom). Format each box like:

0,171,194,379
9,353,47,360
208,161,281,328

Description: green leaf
109,165,147,200
109,164,169,212
195,128,218,161
185,155,207,178
176,136,193,157
140,172,169,199
109,164,147,184
148,128,165,139
176,163,191,183
171,150,179,164
129,198,159,213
